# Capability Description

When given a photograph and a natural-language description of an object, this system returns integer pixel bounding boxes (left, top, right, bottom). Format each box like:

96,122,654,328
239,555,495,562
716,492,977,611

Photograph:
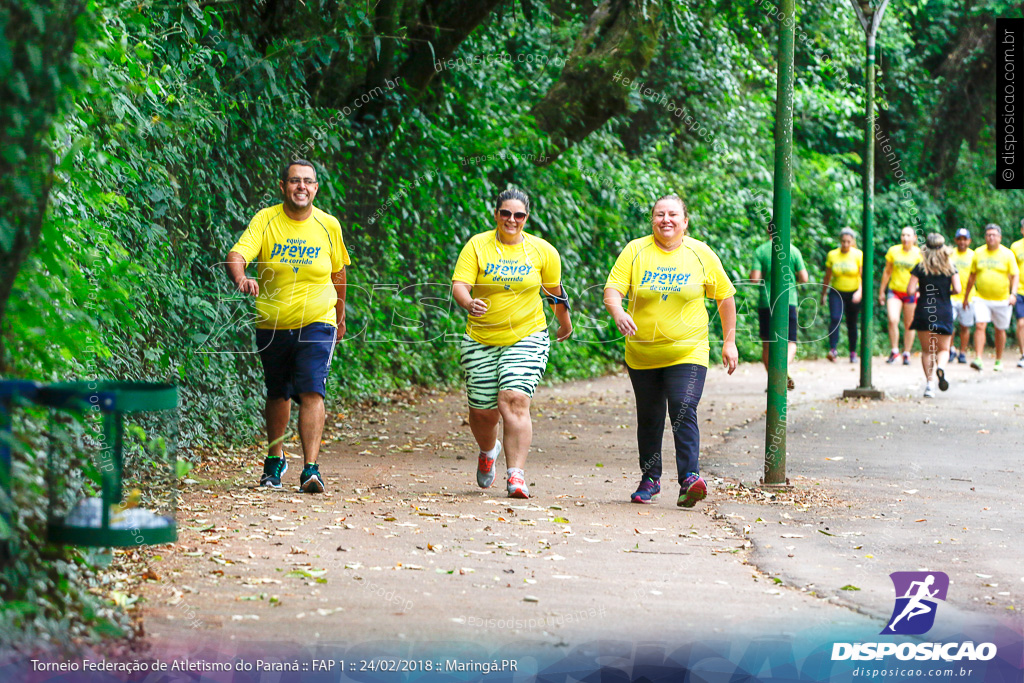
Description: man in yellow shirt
225,160,351,493
949,228,975,364
1012,219,1024,368
963,223,1019,371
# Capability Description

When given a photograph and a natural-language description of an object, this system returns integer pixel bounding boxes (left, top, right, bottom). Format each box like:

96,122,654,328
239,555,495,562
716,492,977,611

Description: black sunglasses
498,209,528,221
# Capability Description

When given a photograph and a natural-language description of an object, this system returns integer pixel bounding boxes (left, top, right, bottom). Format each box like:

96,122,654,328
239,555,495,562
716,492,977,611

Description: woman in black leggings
820,228,864,362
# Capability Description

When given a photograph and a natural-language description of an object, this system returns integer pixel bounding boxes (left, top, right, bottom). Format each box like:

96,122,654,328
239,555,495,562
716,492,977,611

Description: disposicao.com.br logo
831,571,997,662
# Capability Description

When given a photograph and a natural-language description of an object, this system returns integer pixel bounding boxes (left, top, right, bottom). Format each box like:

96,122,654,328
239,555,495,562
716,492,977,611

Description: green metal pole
764,0,795,486
858,35,876,389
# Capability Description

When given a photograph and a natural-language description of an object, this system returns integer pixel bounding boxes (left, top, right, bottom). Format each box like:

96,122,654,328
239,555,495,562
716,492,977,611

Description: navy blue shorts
1016,294,1024,320
255,322,336,402
758,306,798,342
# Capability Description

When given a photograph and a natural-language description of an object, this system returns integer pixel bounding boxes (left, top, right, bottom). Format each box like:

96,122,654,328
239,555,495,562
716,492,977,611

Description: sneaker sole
476,441,500,489
300,476,325,493
937,369,949,391
630,494,658,504
507,486,529,499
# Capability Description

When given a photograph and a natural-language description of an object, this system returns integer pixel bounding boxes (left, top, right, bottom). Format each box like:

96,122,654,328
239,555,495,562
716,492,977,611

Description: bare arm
541,284,573,342
963,272,976,303
906,274,918,298
1009,273,1020,304
717,296,738,375
820,266,833,303
603,287,637,336
452,281,487,317
878,263,893,304
332,268,346,341
951,271,962,296
226,251,258,296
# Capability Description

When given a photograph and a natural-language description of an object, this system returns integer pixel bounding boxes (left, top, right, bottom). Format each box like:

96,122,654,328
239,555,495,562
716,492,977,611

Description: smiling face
651,198,688,249
955,235,970,251
494,199,528,244
900,227,916,248
279,163,319,214
840,234,855,252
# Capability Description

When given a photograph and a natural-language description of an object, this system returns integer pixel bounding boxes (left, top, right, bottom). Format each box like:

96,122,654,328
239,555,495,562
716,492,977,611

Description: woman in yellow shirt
451,188,572,499
878,226,923,365
604,194,737,508
820,228,863,363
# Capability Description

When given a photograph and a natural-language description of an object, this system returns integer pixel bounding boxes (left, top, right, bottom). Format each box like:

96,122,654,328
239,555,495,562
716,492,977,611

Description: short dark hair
495,187,530,212
280,159,317,182
985,222,1001,234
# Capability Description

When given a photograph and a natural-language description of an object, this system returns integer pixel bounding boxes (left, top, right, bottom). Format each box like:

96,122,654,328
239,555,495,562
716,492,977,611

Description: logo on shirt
269,238,322,267
485,257,533,283
640,266,691,292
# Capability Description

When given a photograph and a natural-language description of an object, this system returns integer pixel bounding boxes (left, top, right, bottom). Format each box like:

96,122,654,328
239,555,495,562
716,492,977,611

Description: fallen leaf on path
840,585,861,591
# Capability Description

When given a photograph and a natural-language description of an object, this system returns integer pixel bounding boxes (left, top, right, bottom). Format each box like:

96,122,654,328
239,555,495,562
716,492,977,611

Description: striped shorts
459,331,551,409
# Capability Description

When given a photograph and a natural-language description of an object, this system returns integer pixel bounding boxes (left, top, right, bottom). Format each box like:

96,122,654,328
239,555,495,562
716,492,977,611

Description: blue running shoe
957,352,967,364
260,457,287,488
631,477,661,504
677,474,707,508
300,462,325,493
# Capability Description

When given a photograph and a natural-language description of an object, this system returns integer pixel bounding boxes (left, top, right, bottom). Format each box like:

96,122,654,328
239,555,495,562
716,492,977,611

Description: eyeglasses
287,177,318,186
498,209,528,221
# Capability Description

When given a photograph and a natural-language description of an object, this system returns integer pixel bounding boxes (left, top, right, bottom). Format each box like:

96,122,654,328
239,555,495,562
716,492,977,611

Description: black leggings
626,363,707,483
828,289,860,352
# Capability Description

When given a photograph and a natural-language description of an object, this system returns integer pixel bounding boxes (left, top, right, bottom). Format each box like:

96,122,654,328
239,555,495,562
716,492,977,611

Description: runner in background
750,224,808,389
907,234,960,398
820,228,863,363
1011,219,1024,368
604,194,737,508
949,228,975,364
963,223,1019,372
878,227,922,366
451,188,572,499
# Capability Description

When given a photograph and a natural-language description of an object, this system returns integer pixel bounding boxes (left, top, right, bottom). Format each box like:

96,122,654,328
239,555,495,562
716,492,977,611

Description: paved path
139,356,1022,656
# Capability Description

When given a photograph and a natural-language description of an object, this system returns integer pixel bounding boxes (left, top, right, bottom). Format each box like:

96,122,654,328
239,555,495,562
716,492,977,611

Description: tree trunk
530,0,662,163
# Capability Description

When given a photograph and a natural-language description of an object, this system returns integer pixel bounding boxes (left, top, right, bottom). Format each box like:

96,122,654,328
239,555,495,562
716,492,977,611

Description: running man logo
881,571,949,635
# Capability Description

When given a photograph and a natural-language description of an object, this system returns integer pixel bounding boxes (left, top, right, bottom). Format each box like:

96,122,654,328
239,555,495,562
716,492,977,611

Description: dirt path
137,356,1014,656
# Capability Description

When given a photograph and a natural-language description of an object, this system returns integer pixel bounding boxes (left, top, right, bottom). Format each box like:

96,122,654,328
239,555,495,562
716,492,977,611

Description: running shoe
787,375,795,390
936,367,949,392
827,349,838,362
631,477,661,504
970,358,983,371
948,349,958,363
260,456,287,489
476,440,501,489
994,360,1003,372
1018,355,1024,368
902,351,911,366
299,463,325,493
923,384,935,398
507,470,529,499
677,474,707,508
958,352,967,364
850,352,858,363
886,350,899,364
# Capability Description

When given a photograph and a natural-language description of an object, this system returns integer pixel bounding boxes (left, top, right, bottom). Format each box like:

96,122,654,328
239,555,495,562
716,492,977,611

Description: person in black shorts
907,233,960,398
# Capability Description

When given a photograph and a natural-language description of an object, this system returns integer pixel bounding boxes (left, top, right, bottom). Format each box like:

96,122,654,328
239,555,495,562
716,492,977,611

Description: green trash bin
36,381,179,547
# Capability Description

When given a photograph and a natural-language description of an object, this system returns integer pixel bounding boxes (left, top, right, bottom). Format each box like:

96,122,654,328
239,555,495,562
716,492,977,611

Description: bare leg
919,331,934,382
760,341,769,371
975,323,987,360
958,325,970,355
903,302,917,353
497,390,532,470
468,407,500,452
1017,319,1024,359
297,392,325,465
995,328,1007,361
886,297,902,351
787,341,797,364
935,334,951,373
266,398,291,458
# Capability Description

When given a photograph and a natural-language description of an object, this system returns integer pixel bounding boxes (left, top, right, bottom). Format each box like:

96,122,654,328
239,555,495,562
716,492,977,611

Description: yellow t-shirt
451,230,562,346
971,245,1020,301
231,205,351,330
884,244,922,293
949,248,975,304
1011,238,1024,295
605,235,736,370
825,247,863,292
